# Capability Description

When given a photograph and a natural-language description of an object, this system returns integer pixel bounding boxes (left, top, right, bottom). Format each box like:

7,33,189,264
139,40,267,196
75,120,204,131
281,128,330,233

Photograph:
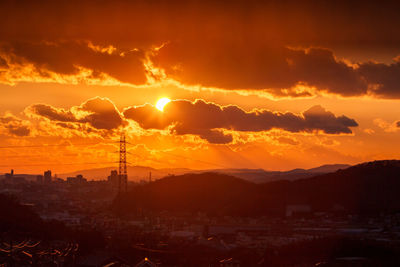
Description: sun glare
155,97,171,111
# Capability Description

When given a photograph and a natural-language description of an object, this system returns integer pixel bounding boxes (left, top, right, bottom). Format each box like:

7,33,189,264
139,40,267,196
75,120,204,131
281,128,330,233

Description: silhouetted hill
113,160,400,217
307,164,350,173
218,164,350,183
284,160,400,213
113,172,285,216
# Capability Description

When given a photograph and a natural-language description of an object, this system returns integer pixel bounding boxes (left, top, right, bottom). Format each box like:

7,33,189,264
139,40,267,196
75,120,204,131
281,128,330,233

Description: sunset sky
1,0,400,174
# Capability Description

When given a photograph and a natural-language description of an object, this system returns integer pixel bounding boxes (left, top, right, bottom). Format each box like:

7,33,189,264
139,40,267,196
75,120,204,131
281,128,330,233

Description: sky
1,0,400,175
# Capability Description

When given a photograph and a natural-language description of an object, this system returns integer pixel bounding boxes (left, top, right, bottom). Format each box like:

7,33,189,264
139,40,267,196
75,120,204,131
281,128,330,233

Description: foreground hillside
283,160,400,213
113,172,284,216
113,160,400,217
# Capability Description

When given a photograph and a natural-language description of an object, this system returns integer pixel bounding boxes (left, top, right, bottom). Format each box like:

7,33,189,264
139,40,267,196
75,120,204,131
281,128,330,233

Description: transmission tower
118,133,128,193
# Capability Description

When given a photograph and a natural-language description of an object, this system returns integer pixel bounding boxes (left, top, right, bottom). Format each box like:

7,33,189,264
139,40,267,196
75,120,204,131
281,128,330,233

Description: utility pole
118,133,128,193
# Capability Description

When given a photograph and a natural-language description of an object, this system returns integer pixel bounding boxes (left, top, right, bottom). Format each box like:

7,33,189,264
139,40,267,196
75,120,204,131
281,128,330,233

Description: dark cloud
5,124,30,136
397,121,400,128
357,61,400,98
0,56,7,68
0,1,399,98
1,1,400,47
28,97,126,130
124,100,358,143
0,115,30,136
194,129,233,144
154,43,368,97
288,48,367,96
28,104,77,122
78,97,126,130
1,41,147,84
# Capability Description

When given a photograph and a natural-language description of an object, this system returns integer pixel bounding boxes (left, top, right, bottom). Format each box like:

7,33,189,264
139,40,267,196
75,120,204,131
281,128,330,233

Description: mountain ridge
58,163,351,183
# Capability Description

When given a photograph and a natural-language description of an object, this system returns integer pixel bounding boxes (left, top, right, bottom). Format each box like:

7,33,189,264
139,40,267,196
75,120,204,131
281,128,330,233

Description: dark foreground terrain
1,160,400,266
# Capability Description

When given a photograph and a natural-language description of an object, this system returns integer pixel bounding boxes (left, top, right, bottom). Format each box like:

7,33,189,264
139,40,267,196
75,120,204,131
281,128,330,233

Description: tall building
66,174,87,184
108,170,119,189
44,170,52,183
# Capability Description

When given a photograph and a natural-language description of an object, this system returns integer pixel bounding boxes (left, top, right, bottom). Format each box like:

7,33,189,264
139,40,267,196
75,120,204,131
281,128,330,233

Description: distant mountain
59,164,350,183
113,160,400,216
201,164,351,183
307,164,351,173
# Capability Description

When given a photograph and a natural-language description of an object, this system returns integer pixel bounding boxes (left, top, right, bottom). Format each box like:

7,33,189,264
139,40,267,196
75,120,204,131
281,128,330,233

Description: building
12,176,26,183
4,170,26,184
107,170,119,188
66,174,87,184
44,170,52,183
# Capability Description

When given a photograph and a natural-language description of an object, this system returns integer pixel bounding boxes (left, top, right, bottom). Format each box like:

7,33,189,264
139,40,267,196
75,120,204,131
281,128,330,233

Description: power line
0,161,116,168
0,142,232,169
0,143,107,149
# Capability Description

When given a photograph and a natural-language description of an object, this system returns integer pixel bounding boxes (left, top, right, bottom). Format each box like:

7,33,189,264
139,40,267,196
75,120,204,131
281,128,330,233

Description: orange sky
1,1,400,175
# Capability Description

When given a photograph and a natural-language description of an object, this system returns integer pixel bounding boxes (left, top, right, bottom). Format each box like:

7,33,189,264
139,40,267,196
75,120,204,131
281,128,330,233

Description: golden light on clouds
0,1,400,174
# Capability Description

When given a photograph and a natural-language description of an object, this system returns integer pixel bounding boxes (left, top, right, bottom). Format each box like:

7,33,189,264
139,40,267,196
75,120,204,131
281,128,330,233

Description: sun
155,97,171,111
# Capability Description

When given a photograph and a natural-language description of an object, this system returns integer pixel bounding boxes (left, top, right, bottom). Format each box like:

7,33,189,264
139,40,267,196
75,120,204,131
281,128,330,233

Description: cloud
275,136,299,146
3,39,397,99
22,97,359,144
153,43,369,97
5,124,30,136
0,2,399,98
27,97,126,131
78,97,126,130
0,56,7,68
0,114,30,136
28,104,77,122
0,41,147,85
357,60,400,98
2,1,400,47
373,118,400,132
124,99,358,143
